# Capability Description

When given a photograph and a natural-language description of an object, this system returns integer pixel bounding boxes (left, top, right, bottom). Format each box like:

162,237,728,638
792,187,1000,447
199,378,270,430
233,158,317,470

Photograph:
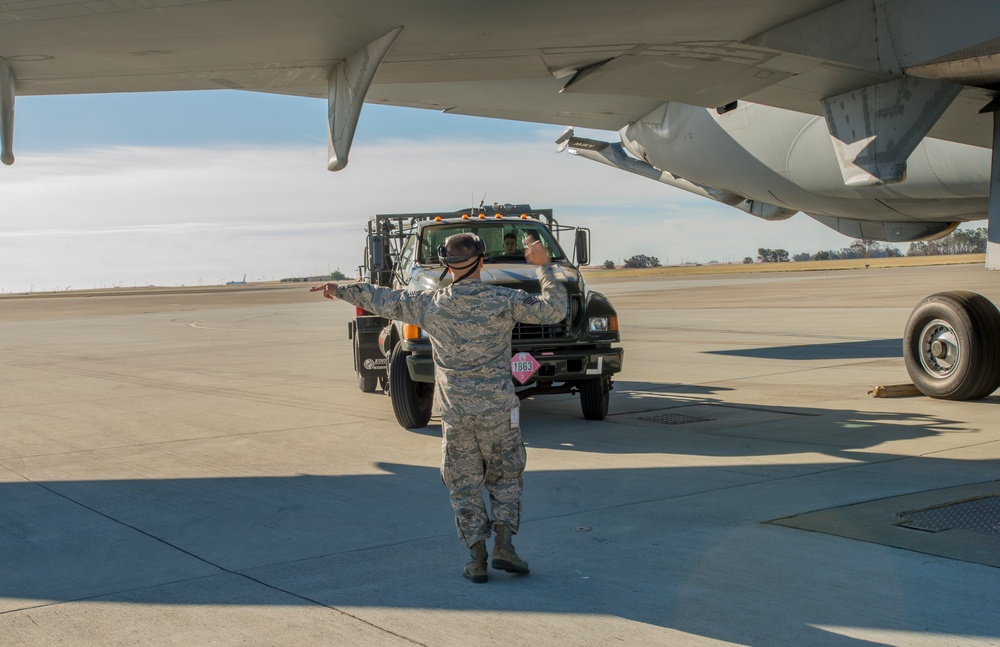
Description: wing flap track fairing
327,27,403,171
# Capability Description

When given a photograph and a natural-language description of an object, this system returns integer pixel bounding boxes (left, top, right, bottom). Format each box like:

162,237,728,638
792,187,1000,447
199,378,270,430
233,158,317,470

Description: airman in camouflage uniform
312,233,567,583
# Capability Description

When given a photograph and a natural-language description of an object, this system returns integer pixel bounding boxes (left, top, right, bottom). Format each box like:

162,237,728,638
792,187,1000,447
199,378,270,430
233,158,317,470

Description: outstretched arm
311,281,430,323
309,283,339,299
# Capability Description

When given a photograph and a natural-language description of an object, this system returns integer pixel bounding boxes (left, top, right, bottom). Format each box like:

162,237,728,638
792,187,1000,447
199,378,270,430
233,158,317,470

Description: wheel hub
918,319,960,378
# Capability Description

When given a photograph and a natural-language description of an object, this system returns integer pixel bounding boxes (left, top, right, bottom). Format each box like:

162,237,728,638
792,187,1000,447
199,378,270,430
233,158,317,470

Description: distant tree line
796,239,902,261
789,228,986,262
757,248,790,263
622,254,662,268
600,227,987,269
906,227,987,256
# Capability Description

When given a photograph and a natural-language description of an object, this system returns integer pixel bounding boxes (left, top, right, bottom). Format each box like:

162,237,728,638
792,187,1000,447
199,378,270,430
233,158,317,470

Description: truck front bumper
404,346,623,384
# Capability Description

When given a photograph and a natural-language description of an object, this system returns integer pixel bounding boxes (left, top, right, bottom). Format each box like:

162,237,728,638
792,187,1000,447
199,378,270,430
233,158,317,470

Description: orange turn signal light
403,324,422,340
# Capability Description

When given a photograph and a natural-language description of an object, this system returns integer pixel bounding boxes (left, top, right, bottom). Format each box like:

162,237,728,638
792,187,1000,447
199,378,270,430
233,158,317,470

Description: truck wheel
389,342,434,428
903,291,1000,400
580,376,610,420
355,335,379,393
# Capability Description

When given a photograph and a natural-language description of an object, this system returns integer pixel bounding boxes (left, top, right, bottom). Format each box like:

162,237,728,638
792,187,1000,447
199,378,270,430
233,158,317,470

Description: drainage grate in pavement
898,495,1000,535
637,413,716,425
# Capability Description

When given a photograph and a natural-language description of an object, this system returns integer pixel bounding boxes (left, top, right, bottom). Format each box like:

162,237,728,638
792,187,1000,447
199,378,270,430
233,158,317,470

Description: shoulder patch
522,294,539,306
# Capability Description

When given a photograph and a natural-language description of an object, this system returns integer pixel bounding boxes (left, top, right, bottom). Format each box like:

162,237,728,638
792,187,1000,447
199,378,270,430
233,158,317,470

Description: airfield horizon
0,254,986,300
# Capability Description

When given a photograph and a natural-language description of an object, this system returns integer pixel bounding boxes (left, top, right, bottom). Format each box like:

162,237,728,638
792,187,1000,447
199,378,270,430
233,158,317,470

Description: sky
0,90,908,294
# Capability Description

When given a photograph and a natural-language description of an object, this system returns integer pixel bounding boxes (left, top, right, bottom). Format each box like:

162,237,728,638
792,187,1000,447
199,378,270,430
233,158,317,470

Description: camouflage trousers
440,408,525,547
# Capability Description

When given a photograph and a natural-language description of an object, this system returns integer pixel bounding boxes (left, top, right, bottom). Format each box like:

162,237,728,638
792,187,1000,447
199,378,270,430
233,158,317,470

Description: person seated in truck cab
502,232,523,257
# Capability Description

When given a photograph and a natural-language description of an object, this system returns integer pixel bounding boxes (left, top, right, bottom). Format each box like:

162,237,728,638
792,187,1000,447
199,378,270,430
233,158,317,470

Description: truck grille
511,296,578,341
513,319,570,340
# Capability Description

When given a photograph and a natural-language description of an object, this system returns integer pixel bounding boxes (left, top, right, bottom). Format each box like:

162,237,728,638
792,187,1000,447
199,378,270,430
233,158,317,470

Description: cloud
0,136,860,293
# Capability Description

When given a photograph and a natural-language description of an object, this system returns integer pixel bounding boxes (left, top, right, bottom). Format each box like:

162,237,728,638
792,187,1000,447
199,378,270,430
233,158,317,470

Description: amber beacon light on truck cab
347,203,624,429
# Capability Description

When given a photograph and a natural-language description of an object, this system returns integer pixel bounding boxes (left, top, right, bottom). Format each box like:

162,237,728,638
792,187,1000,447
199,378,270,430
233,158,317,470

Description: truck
348,203,623,429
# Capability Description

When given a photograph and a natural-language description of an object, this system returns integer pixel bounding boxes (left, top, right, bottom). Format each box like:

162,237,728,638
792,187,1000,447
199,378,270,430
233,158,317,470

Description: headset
437,233,486,282
437,234,486,265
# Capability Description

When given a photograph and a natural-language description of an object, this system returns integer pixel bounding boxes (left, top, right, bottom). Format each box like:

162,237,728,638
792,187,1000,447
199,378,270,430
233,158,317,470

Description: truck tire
389,342,434,428
355,334,379,393
580,376,610,420
903,291,1000,400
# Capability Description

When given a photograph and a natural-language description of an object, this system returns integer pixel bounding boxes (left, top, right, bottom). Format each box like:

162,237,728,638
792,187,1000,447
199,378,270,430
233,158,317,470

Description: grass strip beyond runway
582,254,985,279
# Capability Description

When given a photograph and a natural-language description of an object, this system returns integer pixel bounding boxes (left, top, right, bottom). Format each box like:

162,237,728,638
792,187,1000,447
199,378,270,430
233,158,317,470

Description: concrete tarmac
1,264,998,646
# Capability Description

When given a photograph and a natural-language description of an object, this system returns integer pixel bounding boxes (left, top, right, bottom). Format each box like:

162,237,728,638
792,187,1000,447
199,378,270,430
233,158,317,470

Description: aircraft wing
1,1,998,159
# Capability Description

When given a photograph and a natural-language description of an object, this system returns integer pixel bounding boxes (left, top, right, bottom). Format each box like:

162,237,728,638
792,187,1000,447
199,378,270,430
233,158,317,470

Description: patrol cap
437,233,486,265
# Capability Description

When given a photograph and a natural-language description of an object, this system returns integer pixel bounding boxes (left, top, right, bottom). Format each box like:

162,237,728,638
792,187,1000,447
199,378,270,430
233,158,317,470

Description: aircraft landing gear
903,291,1000,400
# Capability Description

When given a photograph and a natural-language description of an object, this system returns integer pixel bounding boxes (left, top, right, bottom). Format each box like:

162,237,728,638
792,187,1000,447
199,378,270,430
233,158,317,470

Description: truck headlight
589,316,617,333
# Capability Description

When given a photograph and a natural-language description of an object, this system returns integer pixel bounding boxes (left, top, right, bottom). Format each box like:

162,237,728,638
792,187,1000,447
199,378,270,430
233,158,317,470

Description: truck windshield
419,222,566,264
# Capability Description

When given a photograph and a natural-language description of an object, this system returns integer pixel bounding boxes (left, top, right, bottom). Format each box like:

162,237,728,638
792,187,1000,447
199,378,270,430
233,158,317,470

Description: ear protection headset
438,233,486,282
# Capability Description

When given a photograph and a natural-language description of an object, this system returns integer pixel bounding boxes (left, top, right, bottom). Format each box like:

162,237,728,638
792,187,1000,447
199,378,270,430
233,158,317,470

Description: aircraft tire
903,291,1000,400
580,376,610,420
389,342,434,428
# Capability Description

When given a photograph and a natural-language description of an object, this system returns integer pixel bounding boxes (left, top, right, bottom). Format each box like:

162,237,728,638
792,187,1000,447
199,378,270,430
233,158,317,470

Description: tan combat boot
491,524,530,574
463,540,488,583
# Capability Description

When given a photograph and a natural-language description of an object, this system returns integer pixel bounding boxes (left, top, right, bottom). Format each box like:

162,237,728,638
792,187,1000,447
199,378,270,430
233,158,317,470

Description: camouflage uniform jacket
336,264,568,417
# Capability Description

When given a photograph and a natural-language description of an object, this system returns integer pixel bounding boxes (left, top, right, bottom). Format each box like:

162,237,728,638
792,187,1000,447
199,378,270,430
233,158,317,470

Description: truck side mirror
368,235,391,272
575,229,590,266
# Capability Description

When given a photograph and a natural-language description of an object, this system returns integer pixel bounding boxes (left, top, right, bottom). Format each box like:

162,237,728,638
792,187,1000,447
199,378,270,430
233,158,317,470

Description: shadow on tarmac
2,464,996,645
705,338,903,360
507,380,977,458
3,393,998,646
